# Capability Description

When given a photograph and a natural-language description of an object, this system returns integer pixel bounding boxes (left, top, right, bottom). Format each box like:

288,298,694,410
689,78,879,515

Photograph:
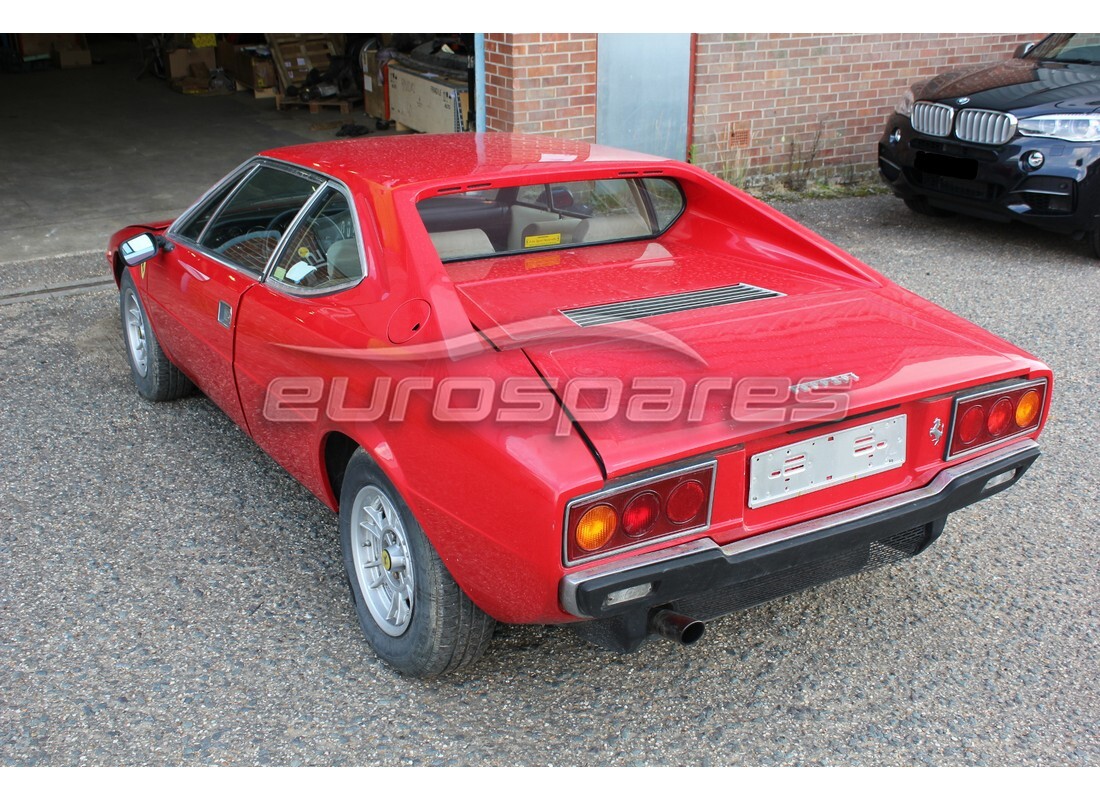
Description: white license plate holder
748,414,907,509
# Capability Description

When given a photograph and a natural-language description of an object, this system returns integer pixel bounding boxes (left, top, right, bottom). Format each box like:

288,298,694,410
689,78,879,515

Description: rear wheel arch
323,430,361,507
321,430,413,513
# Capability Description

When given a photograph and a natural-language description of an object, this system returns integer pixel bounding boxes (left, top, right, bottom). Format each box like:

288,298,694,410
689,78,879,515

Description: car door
232,183,372,499
147,162,323,432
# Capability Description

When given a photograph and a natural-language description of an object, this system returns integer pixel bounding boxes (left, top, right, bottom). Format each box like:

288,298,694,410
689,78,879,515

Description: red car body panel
108,134,1052,627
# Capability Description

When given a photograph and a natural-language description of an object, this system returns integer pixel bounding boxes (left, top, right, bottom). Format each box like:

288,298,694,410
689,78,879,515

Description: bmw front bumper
878,112,1100,236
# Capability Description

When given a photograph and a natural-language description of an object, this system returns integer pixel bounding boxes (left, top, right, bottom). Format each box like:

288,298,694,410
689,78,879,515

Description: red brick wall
482,33,1046,186
691,33,1043,185
483,33,596,140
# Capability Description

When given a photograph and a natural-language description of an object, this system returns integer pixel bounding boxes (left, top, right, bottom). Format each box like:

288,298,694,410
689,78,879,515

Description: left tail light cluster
948,378,1048,459
564,462,715,565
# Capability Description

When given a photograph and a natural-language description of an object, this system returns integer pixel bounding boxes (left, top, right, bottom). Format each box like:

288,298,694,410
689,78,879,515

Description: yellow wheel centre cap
381,550,392,571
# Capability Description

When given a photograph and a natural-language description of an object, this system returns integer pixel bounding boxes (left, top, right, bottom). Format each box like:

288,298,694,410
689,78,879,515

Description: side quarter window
176,175,245,242
268,187,364,292
198,166,321,273
642,178,686,230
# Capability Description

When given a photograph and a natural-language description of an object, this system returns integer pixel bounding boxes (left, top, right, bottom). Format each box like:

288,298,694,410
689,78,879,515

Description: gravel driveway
1,195,1096,766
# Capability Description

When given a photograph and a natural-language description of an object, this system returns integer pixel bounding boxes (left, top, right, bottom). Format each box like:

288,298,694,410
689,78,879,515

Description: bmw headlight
1017,114,1100,142
895,88,916,116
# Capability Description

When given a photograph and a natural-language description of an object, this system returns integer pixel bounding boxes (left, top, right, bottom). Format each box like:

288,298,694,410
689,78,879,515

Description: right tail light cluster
564,462,715,565
948,378,1048,459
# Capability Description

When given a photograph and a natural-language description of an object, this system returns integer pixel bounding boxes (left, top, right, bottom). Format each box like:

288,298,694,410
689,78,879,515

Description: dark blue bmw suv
879,33,1100,258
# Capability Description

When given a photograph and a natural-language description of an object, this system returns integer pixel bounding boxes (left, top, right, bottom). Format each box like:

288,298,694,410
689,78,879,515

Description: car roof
261,132,674,192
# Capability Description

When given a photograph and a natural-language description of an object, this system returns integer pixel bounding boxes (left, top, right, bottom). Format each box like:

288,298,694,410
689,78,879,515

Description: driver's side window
199,166,320,273
268,187,364,292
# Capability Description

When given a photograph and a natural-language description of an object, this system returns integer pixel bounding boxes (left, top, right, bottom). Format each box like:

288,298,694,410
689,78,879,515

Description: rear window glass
417,177,684,262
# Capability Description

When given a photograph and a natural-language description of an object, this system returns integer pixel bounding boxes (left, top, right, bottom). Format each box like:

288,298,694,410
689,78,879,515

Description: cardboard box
387,63,468,134
252,60,276,92
18,33,81,58
52,48,92,69
168,47,216,81
269,35,335,88
217,40,276,92
19,33,90,68
361,49,389,120
216,39,238,76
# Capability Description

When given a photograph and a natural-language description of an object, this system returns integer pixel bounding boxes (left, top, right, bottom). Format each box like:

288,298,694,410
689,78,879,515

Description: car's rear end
557,373,1047,652
419,161,1052,653
508,268,1049,653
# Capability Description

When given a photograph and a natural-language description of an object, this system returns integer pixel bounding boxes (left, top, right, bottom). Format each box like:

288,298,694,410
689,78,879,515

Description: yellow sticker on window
524,233,562,248
273,266,288,281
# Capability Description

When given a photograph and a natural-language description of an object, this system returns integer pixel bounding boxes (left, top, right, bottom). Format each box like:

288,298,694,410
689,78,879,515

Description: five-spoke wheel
339,450,495,676
118,270,192,401
350,485,416,636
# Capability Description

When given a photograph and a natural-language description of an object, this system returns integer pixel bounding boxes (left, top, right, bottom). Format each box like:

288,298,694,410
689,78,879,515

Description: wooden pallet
274,94,360,114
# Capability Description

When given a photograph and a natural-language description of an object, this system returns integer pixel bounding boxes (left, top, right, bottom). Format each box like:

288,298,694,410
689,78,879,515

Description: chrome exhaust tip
649,609,705,646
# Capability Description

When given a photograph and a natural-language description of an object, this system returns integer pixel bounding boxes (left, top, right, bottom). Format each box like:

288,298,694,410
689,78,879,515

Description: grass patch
747,176,890,203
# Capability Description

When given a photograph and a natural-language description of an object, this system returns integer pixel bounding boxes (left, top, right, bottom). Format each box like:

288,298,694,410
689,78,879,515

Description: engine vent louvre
561,283,784,327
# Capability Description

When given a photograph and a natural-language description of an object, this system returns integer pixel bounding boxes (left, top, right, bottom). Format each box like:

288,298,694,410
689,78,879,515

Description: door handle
217,301,232,328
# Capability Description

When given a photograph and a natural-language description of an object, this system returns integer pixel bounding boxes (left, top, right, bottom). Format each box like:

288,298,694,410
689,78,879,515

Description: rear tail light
957,405,985,444
621,492,661,537
565,462,715,564
948,378,1048,459
575,505,617,552
666,480,706,523
1015,390,1041,428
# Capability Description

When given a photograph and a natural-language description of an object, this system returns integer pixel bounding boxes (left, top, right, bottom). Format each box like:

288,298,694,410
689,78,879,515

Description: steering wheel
265,208,301,235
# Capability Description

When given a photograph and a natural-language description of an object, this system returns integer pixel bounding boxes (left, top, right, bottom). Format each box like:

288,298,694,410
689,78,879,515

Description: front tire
1089,226,1100,260
119,270,192,401
339,450,495,676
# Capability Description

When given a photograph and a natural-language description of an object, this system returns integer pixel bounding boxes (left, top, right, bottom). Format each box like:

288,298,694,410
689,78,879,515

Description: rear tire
904,196,955,218
339,450,495,676
119,270,193,401
1089,227,1100,260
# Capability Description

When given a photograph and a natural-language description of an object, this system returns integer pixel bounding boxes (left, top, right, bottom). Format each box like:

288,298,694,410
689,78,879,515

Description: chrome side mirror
119,233,159,266
1014,42,1035,58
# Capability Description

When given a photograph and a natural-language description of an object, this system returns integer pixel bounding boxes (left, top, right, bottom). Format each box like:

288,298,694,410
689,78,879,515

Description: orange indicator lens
1015,390,1041,428
575,505,618,551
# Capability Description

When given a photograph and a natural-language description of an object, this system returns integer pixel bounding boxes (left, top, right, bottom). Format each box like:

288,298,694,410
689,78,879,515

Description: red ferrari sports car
109,133,1051,676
